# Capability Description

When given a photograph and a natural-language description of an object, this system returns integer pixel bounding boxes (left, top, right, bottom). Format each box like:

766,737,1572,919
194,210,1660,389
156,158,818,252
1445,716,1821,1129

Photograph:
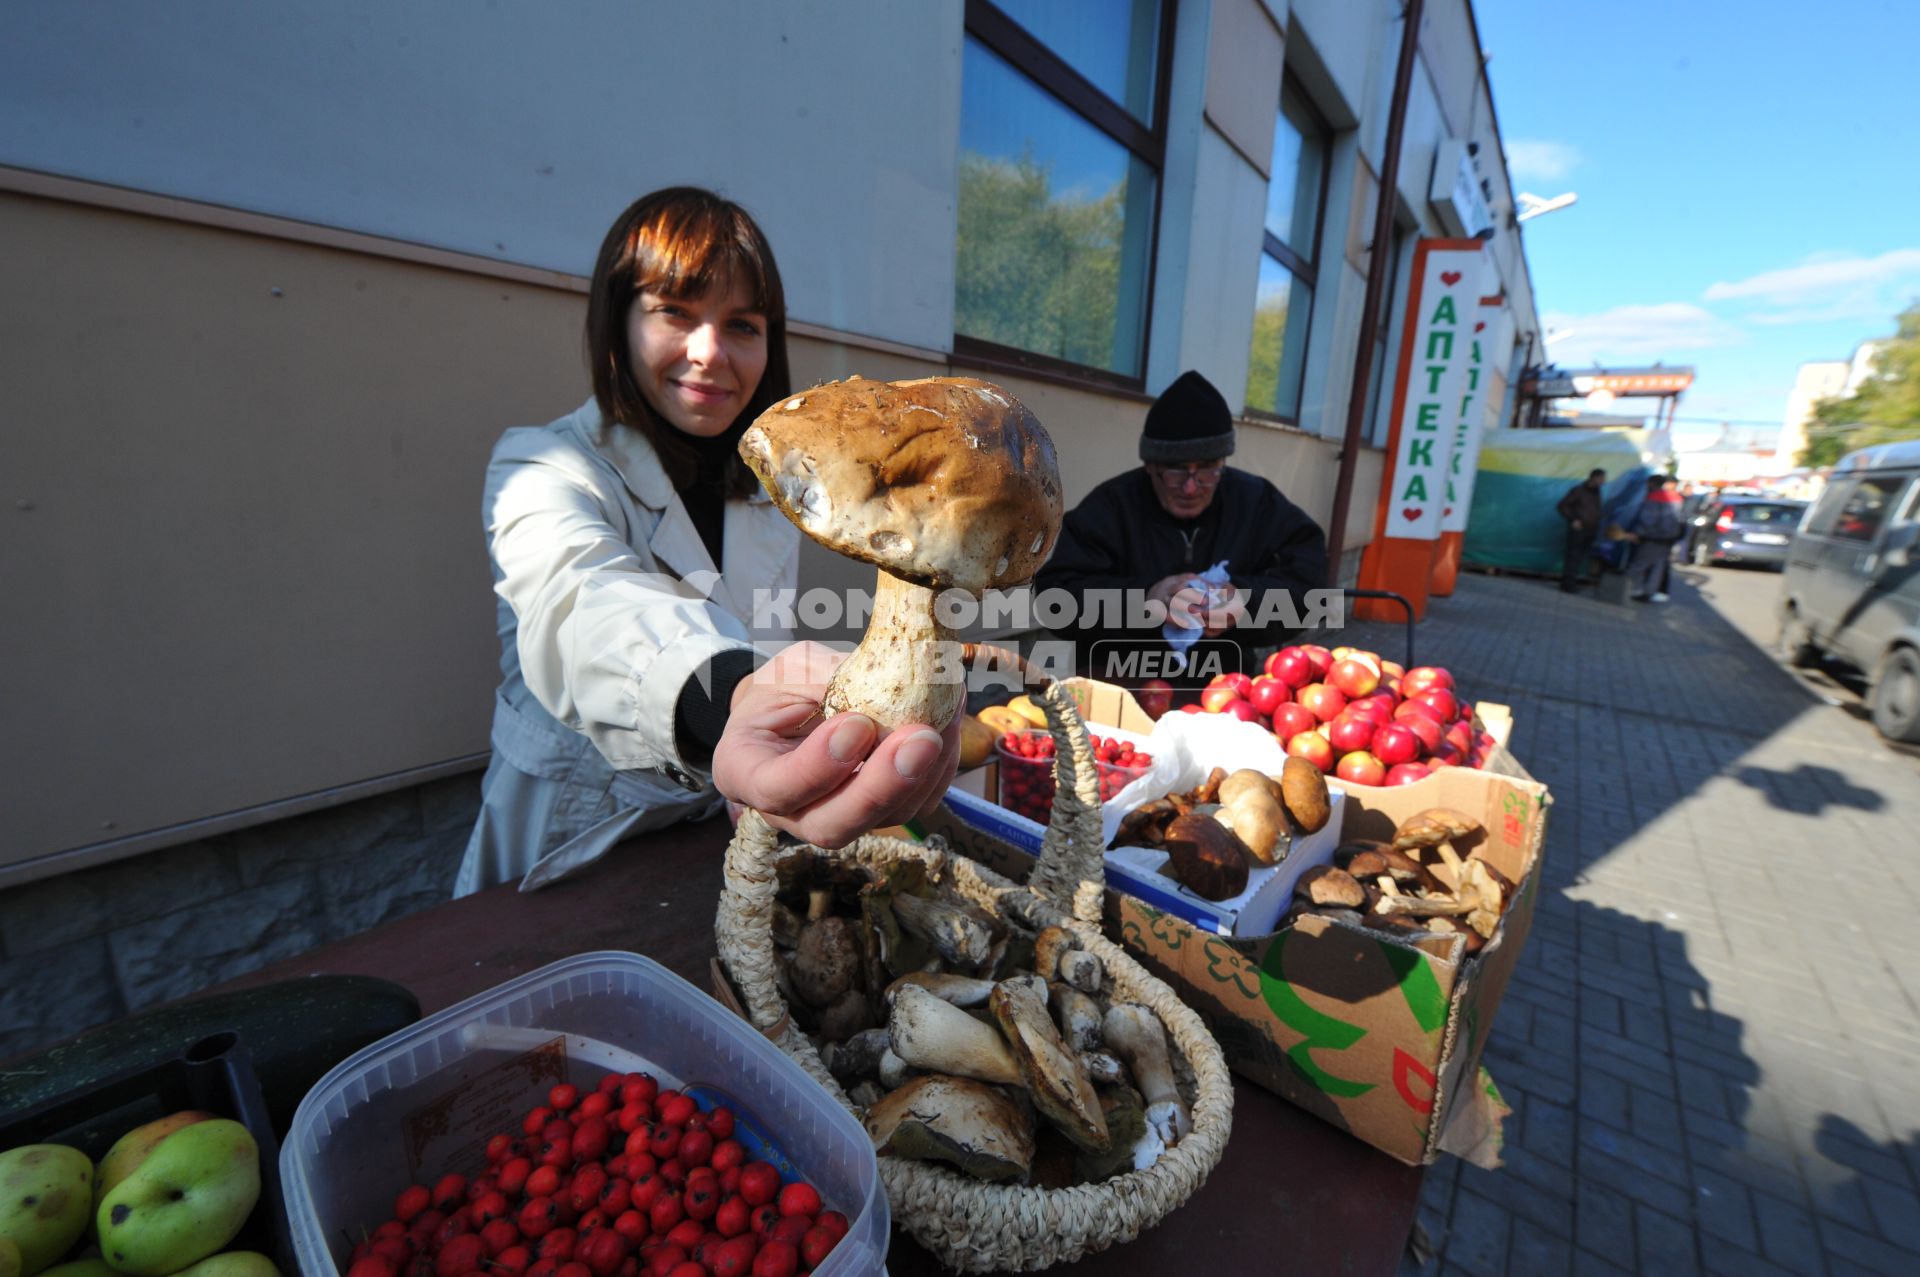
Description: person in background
457,187,958,897
1556,468,1607,592
1034,370,1328,687
1624,473,1686,603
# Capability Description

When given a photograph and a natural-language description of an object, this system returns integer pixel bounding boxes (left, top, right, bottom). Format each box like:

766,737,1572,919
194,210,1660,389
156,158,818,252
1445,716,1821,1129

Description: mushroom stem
893,892,993,967
889,984,1024,1085
1103,1004,1192,1144
823,568,964,732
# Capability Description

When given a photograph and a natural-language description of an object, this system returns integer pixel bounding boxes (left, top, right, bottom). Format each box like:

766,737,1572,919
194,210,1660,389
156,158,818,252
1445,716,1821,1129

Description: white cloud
1541,302,1745,367
1703,248,1920,323
1504,139,1581,185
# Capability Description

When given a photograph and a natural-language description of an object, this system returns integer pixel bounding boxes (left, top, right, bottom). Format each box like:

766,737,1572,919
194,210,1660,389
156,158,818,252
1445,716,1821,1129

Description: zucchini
0,976,419,1136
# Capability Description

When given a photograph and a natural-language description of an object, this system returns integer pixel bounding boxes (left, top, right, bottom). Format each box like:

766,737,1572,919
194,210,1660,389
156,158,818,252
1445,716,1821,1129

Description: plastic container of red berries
995,728,1153,823
281,952,885,1277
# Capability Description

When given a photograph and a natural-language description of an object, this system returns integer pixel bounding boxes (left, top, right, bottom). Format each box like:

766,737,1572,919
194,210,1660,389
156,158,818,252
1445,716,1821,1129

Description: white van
1778,440,1920,741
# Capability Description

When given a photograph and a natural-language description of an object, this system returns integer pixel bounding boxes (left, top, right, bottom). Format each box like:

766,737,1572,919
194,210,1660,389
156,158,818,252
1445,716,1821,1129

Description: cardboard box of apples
1148,644,1513,787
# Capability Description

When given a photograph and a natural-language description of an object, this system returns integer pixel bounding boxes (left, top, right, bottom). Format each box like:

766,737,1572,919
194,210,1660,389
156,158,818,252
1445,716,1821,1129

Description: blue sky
1477,0,1920,447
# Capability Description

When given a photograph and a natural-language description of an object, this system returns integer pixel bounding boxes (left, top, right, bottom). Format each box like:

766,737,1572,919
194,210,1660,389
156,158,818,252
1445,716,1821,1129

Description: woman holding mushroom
456,187,958,896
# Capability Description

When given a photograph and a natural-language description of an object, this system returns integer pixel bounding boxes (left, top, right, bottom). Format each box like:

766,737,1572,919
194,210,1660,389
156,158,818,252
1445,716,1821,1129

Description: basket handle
713,808,848,1099
1023,681,1107,925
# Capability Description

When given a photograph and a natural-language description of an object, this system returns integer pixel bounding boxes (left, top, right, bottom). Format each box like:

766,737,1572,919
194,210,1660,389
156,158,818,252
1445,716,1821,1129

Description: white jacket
455,399,797,895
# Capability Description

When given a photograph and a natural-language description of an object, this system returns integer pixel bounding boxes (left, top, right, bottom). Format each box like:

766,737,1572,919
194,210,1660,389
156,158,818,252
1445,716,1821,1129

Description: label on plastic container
404,1034,568,1177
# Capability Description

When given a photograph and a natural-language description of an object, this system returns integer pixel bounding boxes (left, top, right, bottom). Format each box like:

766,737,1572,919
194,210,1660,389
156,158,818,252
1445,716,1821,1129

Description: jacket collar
565,397,772,511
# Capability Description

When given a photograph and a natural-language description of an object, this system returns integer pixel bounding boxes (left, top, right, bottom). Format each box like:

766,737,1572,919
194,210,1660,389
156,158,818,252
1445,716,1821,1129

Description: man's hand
1201,583,1248,638
1570,519,1584,531
1148,573,1210,630
711,641,962,848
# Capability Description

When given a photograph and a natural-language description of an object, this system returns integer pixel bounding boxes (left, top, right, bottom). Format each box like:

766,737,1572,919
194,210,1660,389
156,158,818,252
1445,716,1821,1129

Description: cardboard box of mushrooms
929,762,1550,1168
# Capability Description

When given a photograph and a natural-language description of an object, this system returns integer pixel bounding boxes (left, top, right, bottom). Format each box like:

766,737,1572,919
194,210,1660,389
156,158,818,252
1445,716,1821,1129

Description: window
1246,77,1331,423
955,0,1168,382
1831,476,1909,543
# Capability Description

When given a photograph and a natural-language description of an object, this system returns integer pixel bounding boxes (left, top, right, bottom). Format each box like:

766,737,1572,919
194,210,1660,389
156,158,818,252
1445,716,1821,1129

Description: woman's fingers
772,720,960,848
713,705,877,815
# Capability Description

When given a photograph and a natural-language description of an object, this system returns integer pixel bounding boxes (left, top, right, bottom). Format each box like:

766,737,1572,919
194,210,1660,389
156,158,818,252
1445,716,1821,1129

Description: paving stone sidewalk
1337,569,1920,1277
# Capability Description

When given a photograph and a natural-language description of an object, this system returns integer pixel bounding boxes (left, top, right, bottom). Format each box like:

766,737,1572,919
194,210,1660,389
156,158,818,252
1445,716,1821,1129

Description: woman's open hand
711,641,962,847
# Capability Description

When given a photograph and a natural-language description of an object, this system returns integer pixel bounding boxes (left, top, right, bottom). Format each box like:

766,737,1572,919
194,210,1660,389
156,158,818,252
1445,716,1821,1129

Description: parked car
1778,441,1920,742
1685,496,1807,569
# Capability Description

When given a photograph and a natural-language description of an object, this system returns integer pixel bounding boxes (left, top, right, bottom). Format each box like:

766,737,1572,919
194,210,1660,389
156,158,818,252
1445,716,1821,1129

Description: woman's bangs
629,209,768,311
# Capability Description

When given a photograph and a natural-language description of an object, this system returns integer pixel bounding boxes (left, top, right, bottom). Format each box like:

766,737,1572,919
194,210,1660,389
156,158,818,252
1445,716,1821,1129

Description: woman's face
626,275,769,438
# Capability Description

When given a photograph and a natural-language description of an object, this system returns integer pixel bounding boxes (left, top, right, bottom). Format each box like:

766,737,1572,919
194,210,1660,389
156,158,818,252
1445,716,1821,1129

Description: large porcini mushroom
790,915,860,1008
864,1075,1036,1182
1163,811,1252,900
990,979,1111,1154
1214,770,1293,865
1279,757,1332,833
1103,1004,1193,1144
739,376,1063,730
888,983,1023,1085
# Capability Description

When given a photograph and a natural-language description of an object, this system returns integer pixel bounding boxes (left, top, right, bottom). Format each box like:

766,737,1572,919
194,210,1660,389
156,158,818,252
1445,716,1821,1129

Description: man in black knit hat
1034,370,1328,687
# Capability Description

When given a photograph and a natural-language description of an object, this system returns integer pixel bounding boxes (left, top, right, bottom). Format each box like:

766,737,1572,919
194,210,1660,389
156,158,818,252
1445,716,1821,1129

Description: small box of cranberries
281,952,887,1277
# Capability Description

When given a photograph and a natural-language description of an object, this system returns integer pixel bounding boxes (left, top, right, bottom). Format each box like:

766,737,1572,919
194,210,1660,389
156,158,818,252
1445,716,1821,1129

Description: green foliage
954,150,1127,371
1797,301,1920,467
1246,291,1287,414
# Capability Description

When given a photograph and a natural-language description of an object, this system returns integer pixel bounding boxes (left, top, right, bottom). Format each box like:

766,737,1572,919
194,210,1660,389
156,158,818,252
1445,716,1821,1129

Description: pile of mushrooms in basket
724,376,1220,1191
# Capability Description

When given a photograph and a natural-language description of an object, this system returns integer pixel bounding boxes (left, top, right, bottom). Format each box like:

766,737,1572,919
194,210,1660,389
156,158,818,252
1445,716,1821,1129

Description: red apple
1286,731,1335,772
1137,678,1173,720
1371,722,1422,766
1347,693,1395,723
1379,660,1406,680
1264,647,1315,689
1327,714,1377,754
1179,703,1206,714
1394,698,1446,727
1208,672,1253,700
1200,686,1243,713
1400,713,1444,755
1416,689,1460,722
1401,666,1455,698
1223,699,1263,724
1328,658,1381,699
1296,683,1348,723
1429,742,1463,767
1384,762,1432,786
1301,645,1334,679
1247,675,1288,717
1335,750,1387,786
1271,703,1316,741
1444,720,1473,755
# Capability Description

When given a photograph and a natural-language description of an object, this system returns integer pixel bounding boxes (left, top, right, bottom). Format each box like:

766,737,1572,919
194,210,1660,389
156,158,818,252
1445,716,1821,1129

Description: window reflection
956,37,1156,377
1246,255,1312,419
1265,82,1327,260
991,0,1162,122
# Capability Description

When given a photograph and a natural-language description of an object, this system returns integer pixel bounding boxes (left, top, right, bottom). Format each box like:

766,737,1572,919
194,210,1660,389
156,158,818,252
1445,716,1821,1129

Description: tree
1797,301,1920,467
954,150,1128,371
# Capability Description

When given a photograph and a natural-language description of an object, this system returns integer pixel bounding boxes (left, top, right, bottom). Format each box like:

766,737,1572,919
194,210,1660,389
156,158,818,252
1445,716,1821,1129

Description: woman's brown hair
587,187,791,498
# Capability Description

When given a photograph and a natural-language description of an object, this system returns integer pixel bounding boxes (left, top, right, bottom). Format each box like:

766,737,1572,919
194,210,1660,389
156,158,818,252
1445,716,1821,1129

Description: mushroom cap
739,375,1064,592
990,978,1111,1154
864,1074,1036,1182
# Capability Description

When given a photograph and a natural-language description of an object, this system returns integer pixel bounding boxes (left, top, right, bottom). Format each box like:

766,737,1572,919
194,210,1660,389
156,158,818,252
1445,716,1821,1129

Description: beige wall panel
1203,0,1285,175
0,193,589,869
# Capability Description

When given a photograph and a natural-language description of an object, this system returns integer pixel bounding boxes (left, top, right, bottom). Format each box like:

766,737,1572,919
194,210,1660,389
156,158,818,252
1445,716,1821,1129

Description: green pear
36,1260,116,1277
0,1144,94,1277
0,1236,21,1277
167,1253,279,1277
94,1121,258,1277
94,1114,217,1209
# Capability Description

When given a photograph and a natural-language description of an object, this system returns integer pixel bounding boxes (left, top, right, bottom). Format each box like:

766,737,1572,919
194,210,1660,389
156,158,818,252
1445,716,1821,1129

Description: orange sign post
1355,239,1486,620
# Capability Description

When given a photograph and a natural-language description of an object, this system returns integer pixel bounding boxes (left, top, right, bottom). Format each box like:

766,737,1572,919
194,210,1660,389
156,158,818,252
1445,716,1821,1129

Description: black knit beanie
1140,370,1235,463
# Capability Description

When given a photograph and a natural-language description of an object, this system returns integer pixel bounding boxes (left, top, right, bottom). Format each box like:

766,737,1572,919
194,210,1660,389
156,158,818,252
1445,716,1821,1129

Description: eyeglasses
1152,464,1224,490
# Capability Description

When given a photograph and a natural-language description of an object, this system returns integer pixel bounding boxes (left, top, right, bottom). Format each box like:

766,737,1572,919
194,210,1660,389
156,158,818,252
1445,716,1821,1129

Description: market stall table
218,814,1425,1275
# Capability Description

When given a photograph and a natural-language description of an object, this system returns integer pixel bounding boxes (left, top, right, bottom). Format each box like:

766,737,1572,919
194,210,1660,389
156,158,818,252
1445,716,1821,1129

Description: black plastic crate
0,1030,297,1276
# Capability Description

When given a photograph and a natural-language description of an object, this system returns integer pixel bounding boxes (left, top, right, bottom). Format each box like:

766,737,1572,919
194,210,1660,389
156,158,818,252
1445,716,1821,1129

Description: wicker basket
715,681,1233,1272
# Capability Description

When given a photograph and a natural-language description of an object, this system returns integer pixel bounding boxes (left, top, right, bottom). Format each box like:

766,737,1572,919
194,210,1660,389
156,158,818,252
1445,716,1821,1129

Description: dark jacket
1557,482,1603,529
1033,467,1328,680
1627,490,1686,543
